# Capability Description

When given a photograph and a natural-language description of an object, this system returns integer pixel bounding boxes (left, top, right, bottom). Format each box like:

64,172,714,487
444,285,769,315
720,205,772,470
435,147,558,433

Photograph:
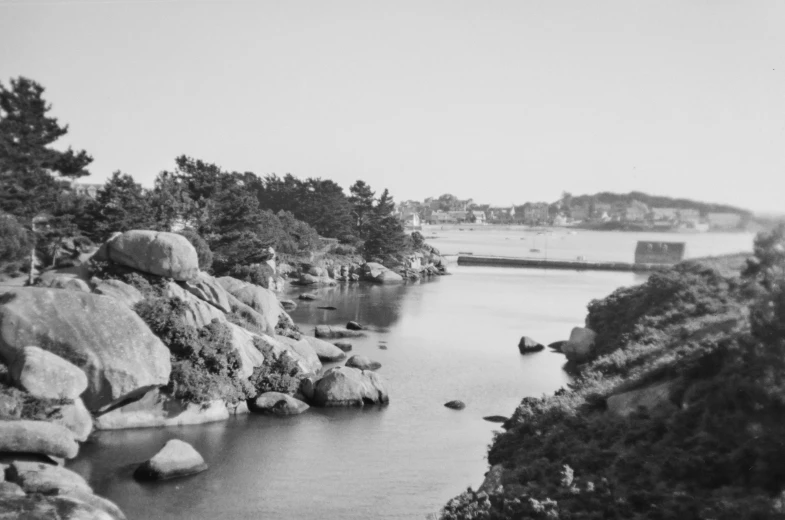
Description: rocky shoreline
0,229,450,518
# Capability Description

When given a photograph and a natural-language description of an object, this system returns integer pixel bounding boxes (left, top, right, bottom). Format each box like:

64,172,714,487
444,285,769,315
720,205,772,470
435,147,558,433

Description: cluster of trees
0,77,407,277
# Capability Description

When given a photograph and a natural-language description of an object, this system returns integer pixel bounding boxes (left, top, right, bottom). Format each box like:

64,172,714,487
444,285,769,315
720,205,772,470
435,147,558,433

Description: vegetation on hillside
438,226,785,520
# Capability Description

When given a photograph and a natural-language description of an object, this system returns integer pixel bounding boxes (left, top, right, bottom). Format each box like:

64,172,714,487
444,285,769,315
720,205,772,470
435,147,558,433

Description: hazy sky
2,0,783,212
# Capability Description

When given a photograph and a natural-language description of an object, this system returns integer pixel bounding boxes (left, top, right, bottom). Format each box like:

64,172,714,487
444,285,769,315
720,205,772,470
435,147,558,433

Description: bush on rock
249,338,304,396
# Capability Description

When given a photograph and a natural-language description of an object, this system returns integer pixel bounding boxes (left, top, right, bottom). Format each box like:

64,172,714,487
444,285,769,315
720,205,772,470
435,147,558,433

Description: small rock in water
548,340,566,352
378,345,388,350
346,321,363,331
317,306,337,310
298,293,319,301
518,336,545,354
134,439,208,481
279,299,297,311
345,355,381,371
444,400,466,410
334,342,353,352
483,415,509,423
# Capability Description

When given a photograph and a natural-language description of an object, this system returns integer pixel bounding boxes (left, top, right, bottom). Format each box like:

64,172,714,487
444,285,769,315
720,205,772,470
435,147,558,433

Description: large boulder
164,282,227,330
314,325,365,339
98,230,199,281
0,420,79,459
345,355,381,371
226,323,266,379
606,380,679,417
249,392,309,416
6,461,91,494
134,439,208,481
561,327,597,362
53,399,93,442
0,288,171,411
92,278,143,309
311,366,389,407
94,390,234,430
0,494,124,520
301,336,346,362
276,335,322,374
9,346,88,400
360,262,404,284
178,272,232,314
217,277,282,334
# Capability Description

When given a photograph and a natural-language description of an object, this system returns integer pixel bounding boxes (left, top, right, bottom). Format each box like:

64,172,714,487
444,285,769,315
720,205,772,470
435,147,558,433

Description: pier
457,255,670,272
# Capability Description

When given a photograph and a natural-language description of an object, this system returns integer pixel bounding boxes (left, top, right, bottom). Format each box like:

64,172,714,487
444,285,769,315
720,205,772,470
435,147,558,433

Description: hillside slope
438,226,785,520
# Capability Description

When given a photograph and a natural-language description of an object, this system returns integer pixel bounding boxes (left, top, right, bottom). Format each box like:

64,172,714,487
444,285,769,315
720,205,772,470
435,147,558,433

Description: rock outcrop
561,327,597,362
217,277,282,334
301,336,346,362
0,287,171,411
6,461,91,494
0,420,79,459
97,230,199,281
275,335,322,374
345,355,381,371
9,345,88,400
249,392,309,415
360,262,403,284
92,278,143,308
179,272,232,314
310,366,389,407
134,439,208,481
164,282,227,330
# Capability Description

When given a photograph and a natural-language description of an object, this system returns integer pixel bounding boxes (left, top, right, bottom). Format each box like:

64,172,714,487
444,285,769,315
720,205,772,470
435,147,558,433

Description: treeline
0,77,405,277
567,191,751,216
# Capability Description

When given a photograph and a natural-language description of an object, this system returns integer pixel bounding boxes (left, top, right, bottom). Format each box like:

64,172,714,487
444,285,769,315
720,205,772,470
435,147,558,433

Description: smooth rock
562,327,598,362
311,366,389,407
98,230,199,281
179,272,232,314
92,279,143,308
0,288,171,411
217,277,282,334
346,321,363,331
334,342,353,352
518,336,545,354
46,276,90,293
6,461,91,494
250,392,309,415
301,336,346,362
298,293,319,301
444,400,466,410
59,490,127,520
225,293,268,335
275,335,322,374
54,398,93,442
314,325,365,339
9,345,88,400
345,355,381,371
94,390,230,430
0,420,79,459
134,439,208,481
164,282,227,330
226,323,266,379
360,262,404,284
280,299,297,311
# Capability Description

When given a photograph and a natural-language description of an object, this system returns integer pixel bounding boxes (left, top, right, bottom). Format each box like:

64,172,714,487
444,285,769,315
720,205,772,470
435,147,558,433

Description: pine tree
79,171,155,241
0,77,92,220
362,189,405,260
348,180,375,239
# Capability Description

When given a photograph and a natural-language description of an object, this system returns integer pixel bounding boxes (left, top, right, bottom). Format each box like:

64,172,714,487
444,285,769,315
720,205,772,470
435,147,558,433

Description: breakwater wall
457,255,670,272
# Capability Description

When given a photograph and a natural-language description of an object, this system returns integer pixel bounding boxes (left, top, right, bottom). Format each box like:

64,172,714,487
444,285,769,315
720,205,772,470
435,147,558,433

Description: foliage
361,189,406,260
78,171,156,242
0,211,33,275
568,190,750,218
249,338,303,395
348,180,375,239
0,77,91,221
438,230,785,520
229,263,275,289
178,228,213,271
411,231,425,249
134,296,252,404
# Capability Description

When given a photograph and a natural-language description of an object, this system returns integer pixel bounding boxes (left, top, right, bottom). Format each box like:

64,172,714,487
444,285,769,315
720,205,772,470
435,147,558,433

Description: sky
1,0,784,213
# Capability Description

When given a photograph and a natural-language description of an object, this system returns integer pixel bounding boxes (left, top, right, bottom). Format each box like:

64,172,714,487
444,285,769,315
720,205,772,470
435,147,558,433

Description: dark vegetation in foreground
0,76,409,281
438,225,785,520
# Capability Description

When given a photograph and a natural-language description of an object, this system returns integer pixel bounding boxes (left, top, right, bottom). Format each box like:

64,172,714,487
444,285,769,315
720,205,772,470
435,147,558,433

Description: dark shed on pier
634,241,686,265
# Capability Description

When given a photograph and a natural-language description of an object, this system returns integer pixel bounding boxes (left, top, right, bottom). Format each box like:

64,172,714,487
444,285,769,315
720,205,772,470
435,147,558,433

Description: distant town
394,192,752,232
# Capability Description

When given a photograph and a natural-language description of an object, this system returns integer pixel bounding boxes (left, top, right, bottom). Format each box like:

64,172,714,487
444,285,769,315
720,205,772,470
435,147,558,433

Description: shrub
229,263,274,288
249,337,303,396
178,228,213,271
0,212,33,275
134,296,252,404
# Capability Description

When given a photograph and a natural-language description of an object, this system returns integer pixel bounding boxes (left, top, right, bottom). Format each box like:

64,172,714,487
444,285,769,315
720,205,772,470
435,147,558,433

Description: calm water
69,231,753,520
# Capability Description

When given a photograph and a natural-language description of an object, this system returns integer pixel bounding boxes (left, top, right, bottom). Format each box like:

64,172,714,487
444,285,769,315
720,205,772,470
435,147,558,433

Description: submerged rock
134,439,208,481
483,415,509,423
311,366,389,407
444,400,466,410
345,355,381,371
518,336,545,354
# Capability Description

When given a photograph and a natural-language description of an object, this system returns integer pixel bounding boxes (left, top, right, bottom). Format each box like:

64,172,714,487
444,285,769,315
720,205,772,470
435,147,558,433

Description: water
69,231,754,520
424,225,755,262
